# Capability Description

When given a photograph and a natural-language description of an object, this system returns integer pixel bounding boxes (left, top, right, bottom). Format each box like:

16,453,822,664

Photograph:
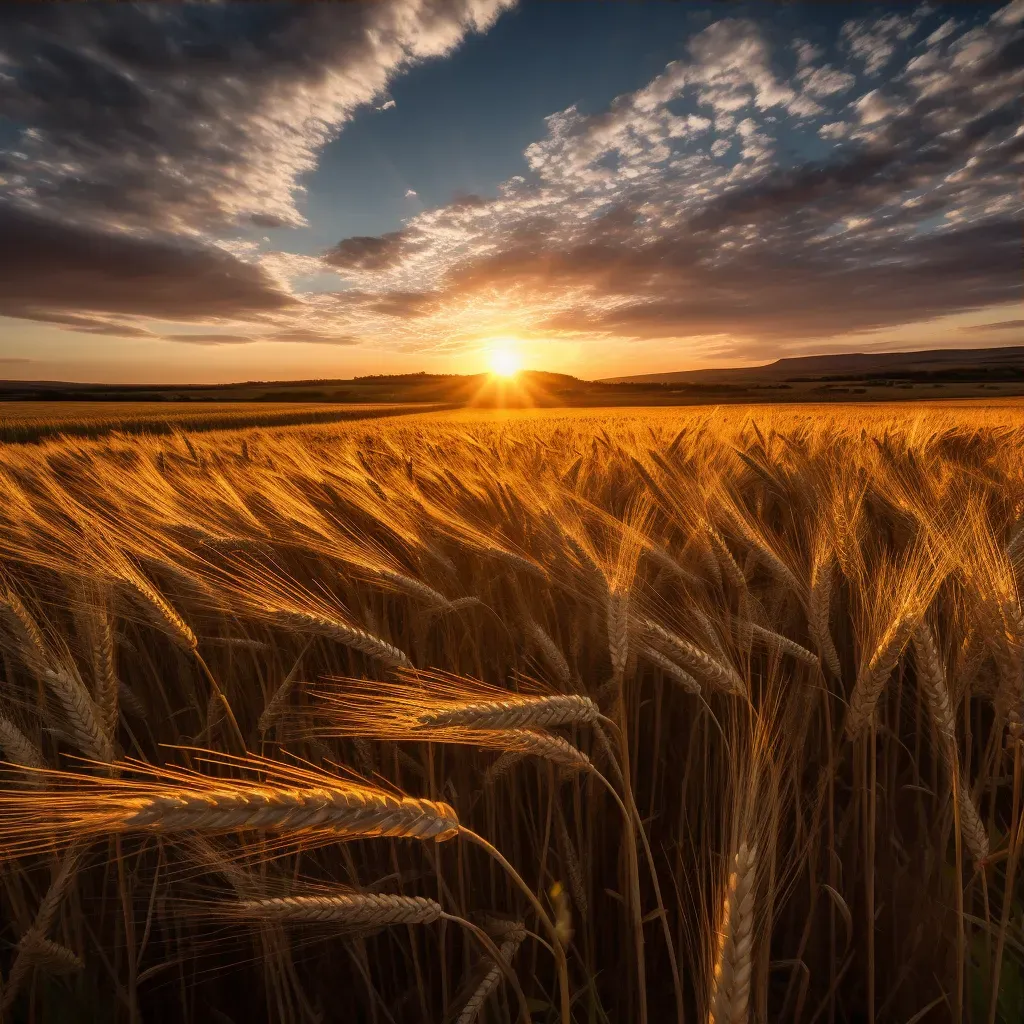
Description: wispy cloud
961,319,1024,332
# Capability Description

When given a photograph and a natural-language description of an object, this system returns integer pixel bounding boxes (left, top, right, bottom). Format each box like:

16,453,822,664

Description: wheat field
0,402,1022,1023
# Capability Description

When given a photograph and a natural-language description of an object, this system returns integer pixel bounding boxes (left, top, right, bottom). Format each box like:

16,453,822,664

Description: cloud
0,1,513,234
162,334,257,346
1,2,1020,362
263,329,359,345
295,3,1022,356
0,204,292,324
841,12,924,76
960,319,1024,332
324,230,418,272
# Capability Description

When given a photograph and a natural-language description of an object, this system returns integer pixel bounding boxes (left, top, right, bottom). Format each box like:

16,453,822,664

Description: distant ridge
601,345,1024,384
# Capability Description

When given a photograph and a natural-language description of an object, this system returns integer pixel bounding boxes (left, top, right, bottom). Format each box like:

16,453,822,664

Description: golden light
489,346,521,378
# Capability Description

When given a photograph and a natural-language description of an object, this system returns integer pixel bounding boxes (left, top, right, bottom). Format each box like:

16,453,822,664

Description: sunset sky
0,1,1021,384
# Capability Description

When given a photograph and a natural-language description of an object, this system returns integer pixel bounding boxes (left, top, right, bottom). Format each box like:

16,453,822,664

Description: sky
0,1,1021,384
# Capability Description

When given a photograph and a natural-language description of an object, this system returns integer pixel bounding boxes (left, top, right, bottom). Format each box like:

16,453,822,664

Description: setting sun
489,347,521,378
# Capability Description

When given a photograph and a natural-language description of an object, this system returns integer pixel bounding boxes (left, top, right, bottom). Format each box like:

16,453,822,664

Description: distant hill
4,349,1024,408
602,345,1024,384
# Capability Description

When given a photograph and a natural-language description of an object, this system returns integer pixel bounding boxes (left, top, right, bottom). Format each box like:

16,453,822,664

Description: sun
489,346,521,378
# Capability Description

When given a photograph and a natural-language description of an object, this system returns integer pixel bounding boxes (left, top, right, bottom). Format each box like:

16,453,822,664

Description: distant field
0,401,437,443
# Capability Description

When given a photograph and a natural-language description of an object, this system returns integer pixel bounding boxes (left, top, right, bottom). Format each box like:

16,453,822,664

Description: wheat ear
120,573,197,652
809,559,842,678
457,923,527,1024
500,730,593,775
227,893,443,927
0,770,460,855
258,646,310,736
638,645,701,695
0,712,45,777
93,611,119,742
708,842,757,1024
607,588,630,681
43,667,114,764
912,625,989,863
418,693,599,730
524,618,574,688
1,844,83,1012
846,616,916,738
555,804,588,915
0,590,50,674
17,937,84,974
745,623,820,670
270,610,411,668
640,618,746,698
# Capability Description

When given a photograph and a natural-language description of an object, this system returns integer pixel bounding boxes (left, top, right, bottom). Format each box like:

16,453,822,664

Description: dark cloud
324,231,416,272
0,204,292,323
962,319,1024,332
